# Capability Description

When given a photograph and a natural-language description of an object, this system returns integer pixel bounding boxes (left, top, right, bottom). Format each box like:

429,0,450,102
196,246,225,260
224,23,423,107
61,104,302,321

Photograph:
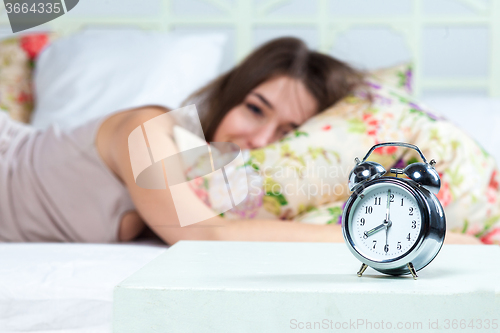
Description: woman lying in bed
0,37,485,245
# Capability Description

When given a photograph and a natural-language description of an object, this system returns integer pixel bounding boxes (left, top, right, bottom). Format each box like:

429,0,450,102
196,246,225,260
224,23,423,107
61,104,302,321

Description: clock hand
385,223,389,249
364,219,393,238
386,189,391,223
364,190,393,239
364,223,386,238
385,189,392,250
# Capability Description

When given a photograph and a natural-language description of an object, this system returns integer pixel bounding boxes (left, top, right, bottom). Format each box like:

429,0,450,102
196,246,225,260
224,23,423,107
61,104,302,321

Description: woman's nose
248,123,276,149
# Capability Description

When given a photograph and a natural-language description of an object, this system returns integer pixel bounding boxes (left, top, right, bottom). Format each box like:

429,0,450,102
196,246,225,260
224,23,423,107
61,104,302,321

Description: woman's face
212,75,318,150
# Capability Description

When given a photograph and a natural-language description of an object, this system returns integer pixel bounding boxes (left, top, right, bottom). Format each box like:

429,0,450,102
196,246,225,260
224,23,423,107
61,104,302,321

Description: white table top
117,241,499,293
114,241,499,333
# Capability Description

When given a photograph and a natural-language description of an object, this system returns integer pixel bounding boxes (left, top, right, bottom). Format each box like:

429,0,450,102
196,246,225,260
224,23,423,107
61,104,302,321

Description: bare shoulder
96,105,173,182
107,105,172,133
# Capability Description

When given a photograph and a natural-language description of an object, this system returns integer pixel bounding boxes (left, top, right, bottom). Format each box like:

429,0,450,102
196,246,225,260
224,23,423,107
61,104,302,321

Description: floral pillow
290,85,500,245
0,33,54,123
181,64,500,245
367,62,413,96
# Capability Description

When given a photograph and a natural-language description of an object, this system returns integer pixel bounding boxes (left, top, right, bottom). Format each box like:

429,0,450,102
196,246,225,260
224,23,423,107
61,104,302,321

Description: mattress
0,238,168,333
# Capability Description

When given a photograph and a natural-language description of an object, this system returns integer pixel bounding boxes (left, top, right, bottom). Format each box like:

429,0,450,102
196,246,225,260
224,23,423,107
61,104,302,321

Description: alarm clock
341,142,446,280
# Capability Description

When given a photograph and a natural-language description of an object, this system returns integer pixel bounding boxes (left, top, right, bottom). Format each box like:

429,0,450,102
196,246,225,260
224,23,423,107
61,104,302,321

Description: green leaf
266,191,288,206
407,157,419,165
347,118,366,133
294,130,308,137
389,91,410,103
325,207,343,225
476,215,500,237
461,219,469,234
243,160,260,171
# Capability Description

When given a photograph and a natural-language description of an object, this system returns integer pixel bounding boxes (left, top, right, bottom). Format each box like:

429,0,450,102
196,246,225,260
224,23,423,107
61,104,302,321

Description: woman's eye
246,103,263,116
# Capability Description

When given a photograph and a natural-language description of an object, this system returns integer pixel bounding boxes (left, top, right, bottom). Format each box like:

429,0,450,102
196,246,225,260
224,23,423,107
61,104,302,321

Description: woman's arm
444,232,483,245
98,107,483,246
97,107,344,246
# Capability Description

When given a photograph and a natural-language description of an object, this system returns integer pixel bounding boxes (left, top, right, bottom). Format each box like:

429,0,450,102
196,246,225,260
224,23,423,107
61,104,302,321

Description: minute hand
386,189,391,222
385,189,392,249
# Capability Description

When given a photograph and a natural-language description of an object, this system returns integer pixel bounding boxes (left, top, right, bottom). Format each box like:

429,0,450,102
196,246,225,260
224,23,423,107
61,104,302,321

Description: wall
0,0,498,97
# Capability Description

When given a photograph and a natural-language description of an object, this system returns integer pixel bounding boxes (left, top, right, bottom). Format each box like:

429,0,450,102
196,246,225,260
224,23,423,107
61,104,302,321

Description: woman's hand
444,231,483,245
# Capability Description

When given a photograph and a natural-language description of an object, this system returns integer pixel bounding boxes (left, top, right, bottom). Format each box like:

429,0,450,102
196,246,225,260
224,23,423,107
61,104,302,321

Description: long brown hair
183,37,365,142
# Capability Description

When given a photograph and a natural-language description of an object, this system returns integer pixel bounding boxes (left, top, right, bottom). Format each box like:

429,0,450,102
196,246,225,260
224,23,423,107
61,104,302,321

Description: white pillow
31,30,227,129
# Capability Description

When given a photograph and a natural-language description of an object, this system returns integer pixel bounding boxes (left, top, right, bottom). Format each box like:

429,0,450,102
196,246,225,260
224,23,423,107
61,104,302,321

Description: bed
1,0,500,332
0,237,168,333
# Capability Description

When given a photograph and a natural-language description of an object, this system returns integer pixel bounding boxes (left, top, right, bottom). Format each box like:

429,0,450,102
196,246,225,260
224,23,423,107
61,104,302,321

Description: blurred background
0,0,499,157
2,0,498,95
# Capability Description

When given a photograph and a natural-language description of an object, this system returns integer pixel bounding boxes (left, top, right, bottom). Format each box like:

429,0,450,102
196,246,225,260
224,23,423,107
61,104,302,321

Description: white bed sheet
0,239,168,333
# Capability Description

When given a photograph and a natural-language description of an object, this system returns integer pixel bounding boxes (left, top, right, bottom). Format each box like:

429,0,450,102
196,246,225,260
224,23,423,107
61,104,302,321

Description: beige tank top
0,111,135,243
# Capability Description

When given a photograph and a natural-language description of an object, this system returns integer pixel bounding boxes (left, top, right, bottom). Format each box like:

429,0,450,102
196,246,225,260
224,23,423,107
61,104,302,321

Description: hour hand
363,223,386,238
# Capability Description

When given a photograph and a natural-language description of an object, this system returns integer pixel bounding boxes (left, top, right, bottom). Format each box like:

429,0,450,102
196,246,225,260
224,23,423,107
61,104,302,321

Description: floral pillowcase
0,33,54,123
183,63,500,245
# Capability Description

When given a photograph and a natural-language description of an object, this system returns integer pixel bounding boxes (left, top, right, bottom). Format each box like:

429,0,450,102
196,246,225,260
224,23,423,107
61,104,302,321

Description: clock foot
407,262,418,280
357,263,368,277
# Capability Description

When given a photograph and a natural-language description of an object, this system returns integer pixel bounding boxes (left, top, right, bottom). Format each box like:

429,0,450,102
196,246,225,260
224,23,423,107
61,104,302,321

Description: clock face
347,182,423,262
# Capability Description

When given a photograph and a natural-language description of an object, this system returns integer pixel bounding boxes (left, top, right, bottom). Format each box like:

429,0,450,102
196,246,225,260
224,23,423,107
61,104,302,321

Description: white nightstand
114,241,499,333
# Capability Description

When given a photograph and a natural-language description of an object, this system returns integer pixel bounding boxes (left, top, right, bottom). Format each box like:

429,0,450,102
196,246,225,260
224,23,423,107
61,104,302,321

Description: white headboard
1,0,499,97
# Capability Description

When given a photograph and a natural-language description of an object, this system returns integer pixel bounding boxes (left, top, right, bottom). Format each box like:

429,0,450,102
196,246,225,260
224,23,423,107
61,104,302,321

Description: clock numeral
363,231,368,239
401,198,404,206
372,240,377,249
374,197,381,205
409,207,413,216
365,206,373,214
397,242,401,250
406,233,411,241
411,220,416,229
390,194,394,202
384,244,389,253
360,218,365,226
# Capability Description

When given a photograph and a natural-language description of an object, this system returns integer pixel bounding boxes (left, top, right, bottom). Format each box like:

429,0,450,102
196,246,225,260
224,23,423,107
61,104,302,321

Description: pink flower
436,181,452,207
488,170,499,191
228,190,264,218
362,114,379,137
17,91,32,103
20,34,50,59
372,140,398,155
486,187,497,204
480,227,500,245
188,177,210,206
